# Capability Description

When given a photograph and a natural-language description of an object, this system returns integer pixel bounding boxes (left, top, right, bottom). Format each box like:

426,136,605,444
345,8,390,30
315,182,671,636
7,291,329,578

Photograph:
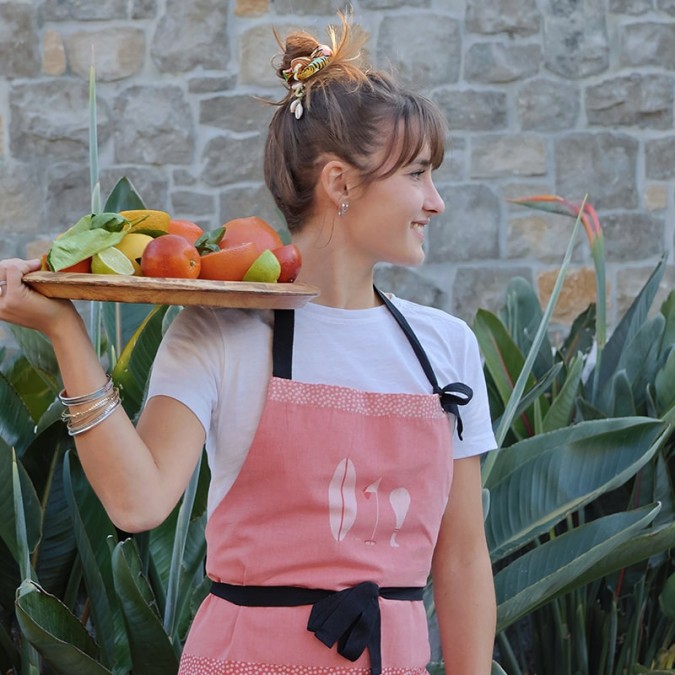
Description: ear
317,159,352,208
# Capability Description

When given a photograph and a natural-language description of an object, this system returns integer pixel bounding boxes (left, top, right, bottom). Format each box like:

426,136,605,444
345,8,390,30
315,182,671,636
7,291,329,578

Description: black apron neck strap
272,309,294,380
374,287,473,439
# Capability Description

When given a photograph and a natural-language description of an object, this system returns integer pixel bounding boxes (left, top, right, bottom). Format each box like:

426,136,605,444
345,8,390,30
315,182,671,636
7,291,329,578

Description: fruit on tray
43,211,300,283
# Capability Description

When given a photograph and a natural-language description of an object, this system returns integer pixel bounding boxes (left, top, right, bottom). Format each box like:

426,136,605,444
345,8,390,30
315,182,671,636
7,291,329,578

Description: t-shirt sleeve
452,327,497,459
146,306,221,436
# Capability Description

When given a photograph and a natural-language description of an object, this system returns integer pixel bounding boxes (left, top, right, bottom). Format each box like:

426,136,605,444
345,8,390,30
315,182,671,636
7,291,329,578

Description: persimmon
272,244,301,283
199,242,259,281
141,234,201,279
168,219,204,245
41,253,92,273
220,216,283,255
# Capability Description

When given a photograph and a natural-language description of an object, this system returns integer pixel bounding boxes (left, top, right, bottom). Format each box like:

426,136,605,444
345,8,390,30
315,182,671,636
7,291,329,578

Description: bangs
370,94,447,180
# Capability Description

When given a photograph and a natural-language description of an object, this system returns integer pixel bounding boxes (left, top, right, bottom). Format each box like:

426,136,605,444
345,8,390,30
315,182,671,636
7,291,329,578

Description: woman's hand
0,258,81,338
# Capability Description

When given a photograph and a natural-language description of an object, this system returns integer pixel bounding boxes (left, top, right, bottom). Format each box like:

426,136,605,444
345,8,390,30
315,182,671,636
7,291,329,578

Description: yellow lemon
242,249,281,283
114,233,154,275
91,247,135,276
120,209,171,235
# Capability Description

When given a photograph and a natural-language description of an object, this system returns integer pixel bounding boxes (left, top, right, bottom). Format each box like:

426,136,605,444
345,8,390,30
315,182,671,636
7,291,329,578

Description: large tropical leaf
654,347,675,415
542,354,583,432
0,371,37,457
0,437,42,564
102,302,155,360
8,326,60,390
592,257,665,397
111,538,180,673
485,418,666,560
659,290,675,353
494,503,660,631
500,277,553,379
112,304,170,420
4,355,57,422
103,176,146,213
15,579,111,674
560,303,595,366
63,452,125,670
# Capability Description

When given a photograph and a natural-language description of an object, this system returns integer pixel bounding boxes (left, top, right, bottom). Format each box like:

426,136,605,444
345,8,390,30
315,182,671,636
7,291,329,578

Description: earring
338,201,349,217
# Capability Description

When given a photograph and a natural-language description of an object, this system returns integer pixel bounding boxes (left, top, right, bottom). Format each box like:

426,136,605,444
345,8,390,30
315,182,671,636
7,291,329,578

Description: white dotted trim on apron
268,379,445,420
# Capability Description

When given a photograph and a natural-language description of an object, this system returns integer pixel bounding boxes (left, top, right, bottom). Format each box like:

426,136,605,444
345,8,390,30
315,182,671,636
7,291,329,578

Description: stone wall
1,0,674,343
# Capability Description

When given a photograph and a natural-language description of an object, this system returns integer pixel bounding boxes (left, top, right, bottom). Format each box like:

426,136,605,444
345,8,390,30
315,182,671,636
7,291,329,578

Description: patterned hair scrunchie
280,44,333,119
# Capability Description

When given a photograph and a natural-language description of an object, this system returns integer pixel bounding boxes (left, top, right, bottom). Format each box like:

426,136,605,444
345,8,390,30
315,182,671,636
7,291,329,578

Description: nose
425,177,445,215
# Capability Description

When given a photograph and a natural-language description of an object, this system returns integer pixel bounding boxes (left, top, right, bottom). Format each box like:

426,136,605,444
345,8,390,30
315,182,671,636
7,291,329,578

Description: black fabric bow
307,582,424,674
435,382,473,440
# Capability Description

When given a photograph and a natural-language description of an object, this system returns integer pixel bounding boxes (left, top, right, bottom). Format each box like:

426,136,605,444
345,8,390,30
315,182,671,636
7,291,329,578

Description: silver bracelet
59,375,113,407
61,388,119,423
67,395,121,436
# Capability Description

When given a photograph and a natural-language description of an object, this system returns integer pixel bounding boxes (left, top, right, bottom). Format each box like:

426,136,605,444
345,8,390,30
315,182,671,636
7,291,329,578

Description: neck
292,222,382,310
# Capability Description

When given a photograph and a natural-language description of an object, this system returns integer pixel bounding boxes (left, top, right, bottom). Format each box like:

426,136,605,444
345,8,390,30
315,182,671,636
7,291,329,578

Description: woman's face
341,142,445,268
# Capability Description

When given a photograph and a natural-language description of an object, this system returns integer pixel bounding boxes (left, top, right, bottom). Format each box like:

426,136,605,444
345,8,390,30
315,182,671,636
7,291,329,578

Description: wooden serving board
24,272,320,309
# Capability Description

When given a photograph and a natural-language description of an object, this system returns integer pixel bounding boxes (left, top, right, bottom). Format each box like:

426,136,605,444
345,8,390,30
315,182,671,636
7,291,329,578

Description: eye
410,169,425,179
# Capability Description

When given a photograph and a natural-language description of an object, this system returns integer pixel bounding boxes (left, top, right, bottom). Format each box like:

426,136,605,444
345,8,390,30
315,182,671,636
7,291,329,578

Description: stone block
273,0,347,13
131,0,157,18
0,162,42,234
234,0,268,15
644,184,668,211
362,0,429,8
171,190,216,218
507,213,584,263
151,0,229,73
453,265,534,323
610,0,652,13
189,76,237,94
426,185,500,263
658,0,675,15
173,169,197,186
645,136,675,179
376,15,461,88
465,43,540,83
432,89,508,131
43,29,66,76
543,4,609,78
219,184,285,230
518,78,580,131
200,94,274,133
602,212,665,262
100,167,170,212
39,0,127,20
0,3,40,78
0,115,3,157
434,136,466,183
466,0,540,36
65,28,145,82
586,75,673,129
537,267,604,324
239,24,290,87
113,86,195,165
555,133,639,210
202,134,265,187
471,136,547,178
45,163,91,234
620,23,675,69
616,264,675,319
374,265,447,309
10,80,110,160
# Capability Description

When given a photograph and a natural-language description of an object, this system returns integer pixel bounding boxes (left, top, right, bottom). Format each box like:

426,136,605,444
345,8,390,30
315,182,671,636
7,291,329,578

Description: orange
220,216,283,254
199,242,259,281
140,234,201,279
63,257,92,273
168,219,204,245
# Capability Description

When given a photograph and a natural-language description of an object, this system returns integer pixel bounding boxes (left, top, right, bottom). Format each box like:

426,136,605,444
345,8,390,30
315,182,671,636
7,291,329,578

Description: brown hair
263,15,447,231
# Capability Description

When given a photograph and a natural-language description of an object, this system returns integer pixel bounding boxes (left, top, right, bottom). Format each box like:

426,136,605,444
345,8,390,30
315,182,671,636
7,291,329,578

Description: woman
0,16,496,675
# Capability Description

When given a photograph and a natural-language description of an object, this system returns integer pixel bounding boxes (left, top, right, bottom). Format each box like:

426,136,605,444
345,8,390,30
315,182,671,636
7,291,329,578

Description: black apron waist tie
210,580,424,675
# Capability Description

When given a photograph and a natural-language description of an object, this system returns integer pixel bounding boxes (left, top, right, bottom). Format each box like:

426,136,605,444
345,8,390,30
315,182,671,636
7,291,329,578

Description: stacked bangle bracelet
58,375,122,436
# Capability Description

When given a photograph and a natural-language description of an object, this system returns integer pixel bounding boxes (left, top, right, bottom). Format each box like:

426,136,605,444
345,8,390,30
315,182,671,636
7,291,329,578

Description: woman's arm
0,258,205,532
431,455,496,675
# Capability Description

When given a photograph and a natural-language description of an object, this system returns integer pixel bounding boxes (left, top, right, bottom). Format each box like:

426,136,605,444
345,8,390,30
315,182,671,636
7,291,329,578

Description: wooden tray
23,272,320,309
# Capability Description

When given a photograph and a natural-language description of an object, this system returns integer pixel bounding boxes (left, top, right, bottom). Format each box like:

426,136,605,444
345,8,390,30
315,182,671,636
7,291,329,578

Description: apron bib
179,291,472,674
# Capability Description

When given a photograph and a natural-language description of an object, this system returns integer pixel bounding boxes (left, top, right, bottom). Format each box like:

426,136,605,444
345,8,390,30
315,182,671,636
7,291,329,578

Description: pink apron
178,291,472,674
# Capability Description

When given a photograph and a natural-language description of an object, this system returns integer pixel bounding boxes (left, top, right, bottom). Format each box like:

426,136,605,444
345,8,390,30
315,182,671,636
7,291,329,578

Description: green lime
91,246,135,276
242,249,281,283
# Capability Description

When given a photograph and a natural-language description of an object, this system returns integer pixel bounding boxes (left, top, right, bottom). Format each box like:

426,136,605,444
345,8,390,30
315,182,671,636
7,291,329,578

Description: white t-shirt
147,296,497,516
